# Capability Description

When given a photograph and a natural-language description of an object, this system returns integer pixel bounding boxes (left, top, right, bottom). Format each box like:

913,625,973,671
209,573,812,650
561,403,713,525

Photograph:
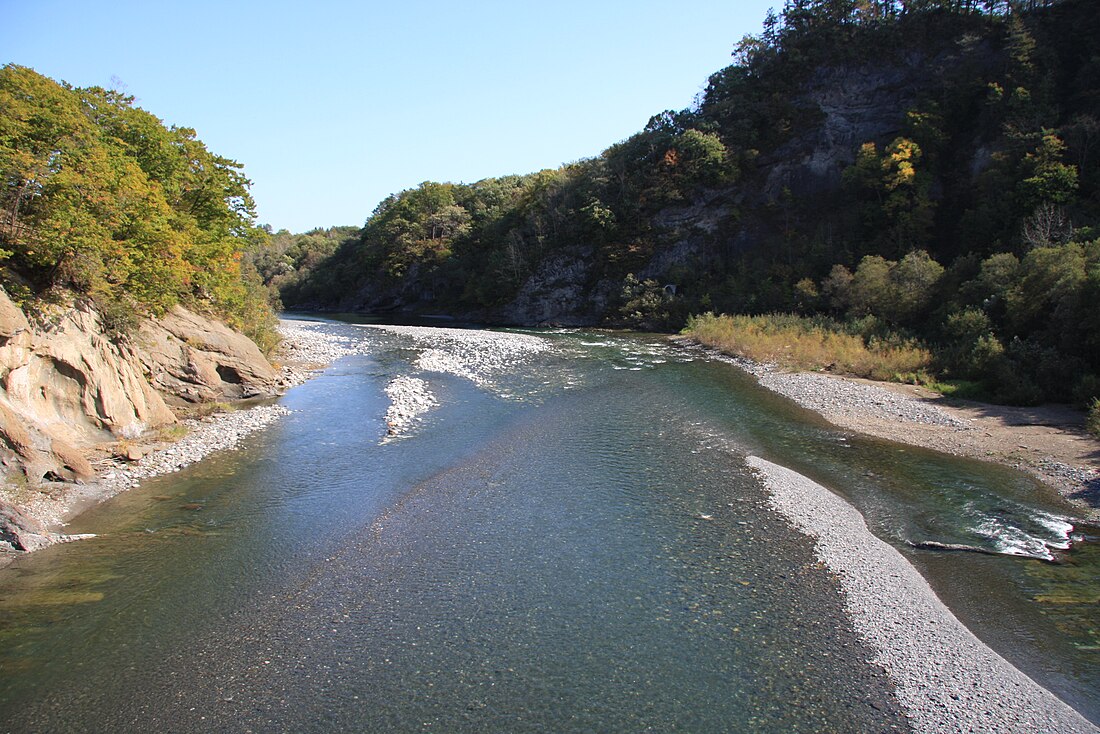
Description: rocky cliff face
497,247,614,327
0,290,278,551
500,53,968,325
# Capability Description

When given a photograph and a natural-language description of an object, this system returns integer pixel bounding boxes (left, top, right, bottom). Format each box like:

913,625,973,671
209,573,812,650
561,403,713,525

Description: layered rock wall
0,290,277,493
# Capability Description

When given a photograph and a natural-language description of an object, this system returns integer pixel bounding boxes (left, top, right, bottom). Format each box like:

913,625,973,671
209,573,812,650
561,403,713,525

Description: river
0,317,1096,732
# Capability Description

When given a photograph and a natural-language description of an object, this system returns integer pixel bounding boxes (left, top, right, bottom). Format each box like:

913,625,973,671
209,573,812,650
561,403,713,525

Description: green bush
0,65,273,340
1087,399,1100,438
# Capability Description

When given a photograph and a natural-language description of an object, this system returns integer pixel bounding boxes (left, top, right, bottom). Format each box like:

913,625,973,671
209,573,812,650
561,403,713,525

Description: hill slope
278,0,1100,406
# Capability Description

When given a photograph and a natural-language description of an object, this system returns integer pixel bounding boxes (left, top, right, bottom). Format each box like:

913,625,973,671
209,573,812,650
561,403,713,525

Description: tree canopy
267,0,1099,403
0,64,273,347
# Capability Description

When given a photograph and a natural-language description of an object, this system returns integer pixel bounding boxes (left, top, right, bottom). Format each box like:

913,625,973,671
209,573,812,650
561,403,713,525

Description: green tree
0,65,271,342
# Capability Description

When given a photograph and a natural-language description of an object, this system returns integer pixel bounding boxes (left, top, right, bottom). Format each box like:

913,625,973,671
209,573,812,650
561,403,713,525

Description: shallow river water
0,317,1096,731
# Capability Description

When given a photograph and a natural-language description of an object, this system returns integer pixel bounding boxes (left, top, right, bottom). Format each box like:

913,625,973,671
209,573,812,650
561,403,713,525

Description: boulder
0,500,54,552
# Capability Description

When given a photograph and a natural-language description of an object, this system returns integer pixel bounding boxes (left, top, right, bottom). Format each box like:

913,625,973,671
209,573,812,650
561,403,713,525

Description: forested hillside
0,65,276,351
272,0,1098,409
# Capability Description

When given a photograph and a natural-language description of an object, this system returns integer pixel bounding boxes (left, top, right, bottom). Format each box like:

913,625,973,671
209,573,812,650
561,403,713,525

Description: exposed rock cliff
0,289,278,554
139,307,279,405
297,52,963,328
498,247,612,326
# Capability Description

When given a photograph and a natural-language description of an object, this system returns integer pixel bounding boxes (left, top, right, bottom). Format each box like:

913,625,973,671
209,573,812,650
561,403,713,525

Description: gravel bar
746,455,1097,734
276,319,369,388
383,375,437,440
717,352,966,428
356,323,552,389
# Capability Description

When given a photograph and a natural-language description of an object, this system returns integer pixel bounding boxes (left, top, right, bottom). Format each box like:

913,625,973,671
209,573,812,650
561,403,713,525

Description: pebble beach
705,349,1099,518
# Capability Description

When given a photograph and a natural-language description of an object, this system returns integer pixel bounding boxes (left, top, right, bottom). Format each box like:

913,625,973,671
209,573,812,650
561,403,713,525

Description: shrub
683,312,932,381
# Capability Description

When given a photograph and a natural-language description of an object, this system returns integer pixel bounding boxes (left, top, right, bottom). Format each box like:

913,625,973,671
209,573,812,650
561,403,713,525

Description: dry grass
157,423,190,442
684,312,932,382
187,401,231,419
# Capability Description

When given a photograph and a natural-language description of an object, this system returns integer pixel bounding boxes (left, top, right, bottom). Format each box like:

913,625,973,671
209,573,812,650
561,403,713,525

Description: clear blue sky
3,1,775,232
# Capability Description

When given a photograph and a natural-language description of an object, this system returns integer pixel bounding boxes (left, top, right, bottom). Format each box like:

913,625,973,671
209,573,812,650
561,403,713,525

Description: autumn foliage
0,64,274,347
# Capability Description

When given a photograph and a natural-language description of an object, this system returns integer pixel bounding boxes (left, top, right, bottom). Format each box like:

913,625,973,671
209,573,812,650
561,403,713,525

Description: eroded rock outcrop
499,247,613,326
0,290,277,490
139,306,279,405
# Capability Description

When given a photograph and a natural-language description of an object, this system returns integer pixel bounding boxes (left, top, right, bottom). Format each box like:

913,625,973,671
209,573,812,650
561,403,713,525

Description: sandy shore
695,347,1100,522
748,456,1098,733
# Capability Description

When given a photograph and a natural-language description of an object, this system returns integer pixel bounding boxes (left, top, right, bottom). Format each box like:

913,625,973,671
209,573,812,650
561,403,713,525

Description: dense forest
268,0,1099,416
0,65,276,351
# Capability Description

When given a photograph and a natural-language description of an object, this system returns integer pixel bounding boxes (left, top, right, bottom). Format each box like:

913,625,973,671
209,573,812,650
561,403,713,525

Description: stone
120,444,152,462
0,500,53,552
138,306,279,404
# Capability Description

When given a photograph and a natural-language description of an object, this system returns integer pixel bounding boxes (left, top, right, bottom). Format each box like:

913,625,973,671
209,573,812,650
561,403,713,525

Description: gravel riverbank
747,456,1098,734
383,376,437,439
696,346,1100,520
0,319,369,557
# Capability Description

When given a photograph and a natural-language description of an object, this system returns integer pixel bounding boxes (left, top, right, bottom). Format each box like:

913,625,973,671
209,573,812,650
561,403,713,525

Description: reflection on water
0,319,1096,729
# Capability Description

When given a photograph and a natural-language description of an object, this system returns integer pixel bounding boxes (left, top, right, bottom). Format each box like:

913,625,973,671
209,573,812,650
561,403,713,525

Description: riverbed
0,316,1096,732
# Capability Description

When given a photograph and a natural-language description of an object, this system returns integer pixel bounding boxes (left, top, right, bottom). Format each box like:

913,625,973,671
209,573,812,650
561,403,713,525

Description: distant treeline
269,0,1097,408
0,65,275,350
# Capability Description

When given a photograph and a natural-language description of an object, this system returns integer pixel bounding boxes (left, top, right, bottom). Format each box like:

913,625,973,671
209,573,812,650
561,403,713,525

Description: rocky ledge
0,303,322,562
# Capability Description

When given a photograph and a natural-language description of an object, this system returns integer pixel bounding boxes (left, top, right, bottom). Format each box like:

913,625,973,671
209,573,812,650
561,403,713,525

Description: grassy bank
683,312,932,383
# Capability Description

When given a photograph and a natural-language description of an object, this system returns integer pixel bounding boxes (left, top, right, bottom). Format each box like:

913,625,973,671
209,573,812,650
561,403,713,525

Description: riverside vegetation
255,0,1100,433
0,64,277,352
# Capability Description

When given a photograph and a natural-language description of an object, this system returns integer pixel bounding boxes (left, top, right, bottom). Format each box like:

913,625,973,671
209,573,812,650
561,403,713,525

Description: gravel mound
747,455,1097,734
357,324,551,388
383,376,437,440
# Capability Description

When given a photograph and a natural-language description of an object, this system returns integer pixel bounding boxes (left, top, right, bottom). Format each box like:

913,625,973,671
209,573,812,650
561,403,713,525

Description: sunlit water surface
0,317,1095,731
